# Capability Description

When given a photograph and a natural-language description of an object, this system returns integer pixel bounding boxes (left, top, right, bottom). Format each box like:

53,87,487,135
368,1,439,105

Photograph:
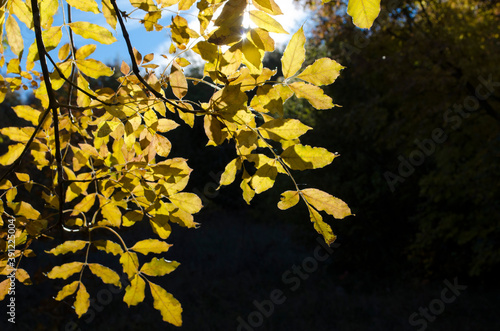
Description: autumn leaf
149,282,183,326
249,10,288,34
347,0,381,29
289,82,335,109
69,22,117,44
277,190,300,210
120,251,139,279
47,262,84,279
308,206,336,245
281,26,305,79
123,274,145,306
55,281,79,301
46,240,88,256
259,118,311,141
93,240,124,255
281,144,337,170
88,263,121,287
131,239,172,255
297,58,344,86
140,258,179,276
301,188,352,219
75,283,90,317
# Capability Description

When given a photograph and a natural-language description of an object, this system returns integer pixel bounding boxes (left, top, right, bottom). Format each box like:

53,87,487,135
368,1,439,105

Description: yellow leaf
168,192,202,214
100,200,122,227
15,172,30,182
140,258,179,276
301,188,352,219
67,0,100,14
277,190,300,210
40,0,59,29
0,127,35,143
75,283,90,317
249,10,288,34
219,158,241,187
46,240,88,256
71,193,97,216
6,15,23,57
120,251,139,279
131,239,172,255
178,0,195,10
75,44,97,60
156,119,179,133
297,58,344,86
308,207,336,245
101,0,117,29
69,22,117,44
93,240,124,255
240,171,255,204
253,0,282,15
0,279,9,301
289,82,335,109
281,144,336,170
10,201,40,219
347,0,381,29
123,274,145,307
251,162,278,194
154,134,172,158
259,118,311,141
204,115,225,145
47,262,84,279
239,39,264,75
88,263,121,287
10,0,33,29
122,210,143,227
170,62,188,99
130,0,157,11
12,105,41,125
42,26,62,51
55,281,79,301
15,268,32,285
281,26,305,79
149,282,183,326
150,217,172,239
76,59,114,79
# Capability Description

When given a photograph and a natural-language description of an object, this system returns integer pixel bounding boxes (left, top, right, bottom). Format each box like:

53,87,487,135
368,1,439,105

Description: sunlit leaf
47,262,84,279
120,251,139,279
289,82,335,109
281,26,305,78
308,206,336,245
297,58,344,86
55,281,79,301
301,188,352,219
347,0,381,29
88,263,121,288
6,15,23,57
259,118,311,141
12,105,41,125
281,144,337,170
140,258,179,276
249,10,287,34
69,22,117,44
75,283,90,317
123,274,145,307
46,240,88,256
149,282,183,326
131,239,172,255
277,190,300,210
168,192,202,214
93,240,124,255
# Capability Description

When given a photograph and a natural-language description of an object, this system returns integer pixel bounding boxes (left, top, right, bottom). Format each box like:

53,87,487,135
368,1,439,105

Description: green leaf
68,22,117,44
347,0,381,29
297,58,344,86
301,188,352,219
47,262,84,279
123,274,145,307
140,258,179,276
149,282,183,326
88,263,121,288
46,240,88,256
131,239,172,255
281,26,305,79
281,144,337,170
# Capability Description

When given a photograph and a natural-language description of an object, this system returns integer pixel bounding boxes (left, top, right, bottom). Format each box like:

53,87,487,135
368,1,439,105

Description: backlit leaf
131,239,172,255
140,258,179,276
277,190,300,210
71,193,97,216
252,0,283,15
301,188,352,219
120,251,139,279
67,0,100,14
6,15,23,57
259,118,311,141
170,62,188,99
297,58,344,86
12,105,41,125
0,127,35,142
308,206,336,245
69,22,117,44
149,282,183,326
281,26,305,78
219,158,241,187
347,0,381,29
55,281,79,301
102,0,117,29
76,59,114,79
249,10,288,34
289,82,335,109
47,262,84,279
47,240,88,256
93,240,124,255
75,283,90,317
88,263,121,287
168,192,202,214
123,274,145,306
281,144,336,170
